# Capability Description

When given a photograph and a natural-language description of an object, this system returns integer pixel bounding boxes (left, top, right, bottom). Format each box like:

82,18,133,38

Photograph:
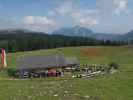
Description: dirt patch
80,48,104,57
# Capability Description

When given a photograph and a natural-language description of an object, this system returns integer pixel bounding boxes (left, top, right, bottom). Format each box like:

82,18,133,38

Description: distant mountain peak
73,25,85,29
73,25,93,33
52,26,125,40
53,25,94,37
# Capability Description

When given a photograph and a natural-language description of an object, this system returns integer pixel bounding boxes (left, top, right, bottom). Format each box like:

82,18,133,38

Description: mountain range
52,25,133,41
0,26,133,41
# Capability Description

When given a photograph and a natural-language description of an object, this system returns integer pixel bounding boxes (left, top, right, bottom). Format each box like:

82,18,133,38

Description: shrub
7,68,17,77
108,62,119,70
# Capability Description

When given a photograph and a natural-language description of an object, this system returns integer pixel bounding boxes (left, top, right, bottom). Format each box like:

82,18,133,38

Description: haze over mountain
52,26,126,40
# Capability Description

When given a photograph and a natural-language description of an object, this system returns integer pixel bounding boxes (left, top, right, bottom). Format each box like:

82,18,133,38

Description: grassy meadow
0,46,133,100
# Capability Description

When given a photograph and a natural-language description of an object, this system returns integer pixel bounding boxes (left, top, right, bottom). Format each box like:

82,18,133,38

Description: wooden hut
16,53,79,78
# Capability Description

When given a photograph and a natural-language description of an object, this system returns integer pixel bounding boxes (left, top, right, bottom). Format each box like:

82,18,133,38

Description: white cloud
70,10,99,27
23,16,58,32
23,16,34,24
52,0,74,16
42,0,131,33
113,0,129,14
24,16,56,26
77,18,99,27
49,0,99,28
114,0,128,8
96,0,129,15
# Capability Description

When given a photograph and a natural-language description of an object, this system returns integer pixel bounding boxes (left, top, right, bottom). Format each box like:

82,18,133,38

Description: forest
0,30,126,52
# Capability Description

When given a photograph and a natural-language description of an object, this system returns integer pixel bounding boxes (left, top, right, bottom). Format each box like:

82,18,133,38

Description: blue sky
0,0,133,34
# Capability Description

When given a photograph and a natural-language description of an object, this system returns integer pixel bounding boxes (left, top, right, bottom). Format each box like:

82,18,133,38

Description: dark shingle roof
16,53,79,70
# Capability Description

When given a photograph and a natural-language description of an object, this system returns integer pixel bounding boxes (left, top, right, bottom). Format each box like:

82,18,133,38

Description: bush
7,68,17,77
108,62,119,70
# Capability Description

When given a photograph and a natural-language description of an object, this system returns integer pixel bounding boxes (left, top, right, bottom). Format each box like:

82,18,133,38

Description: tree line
0,30,127,52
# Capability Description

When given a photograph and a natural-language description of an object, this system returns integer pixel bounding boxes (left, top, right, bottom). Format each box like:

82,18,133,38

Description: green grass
0,46,133,100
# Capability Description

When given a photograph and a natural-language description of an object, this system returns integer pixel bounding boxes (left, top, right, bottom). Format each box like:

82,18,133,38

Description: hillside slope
0,46,132,100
